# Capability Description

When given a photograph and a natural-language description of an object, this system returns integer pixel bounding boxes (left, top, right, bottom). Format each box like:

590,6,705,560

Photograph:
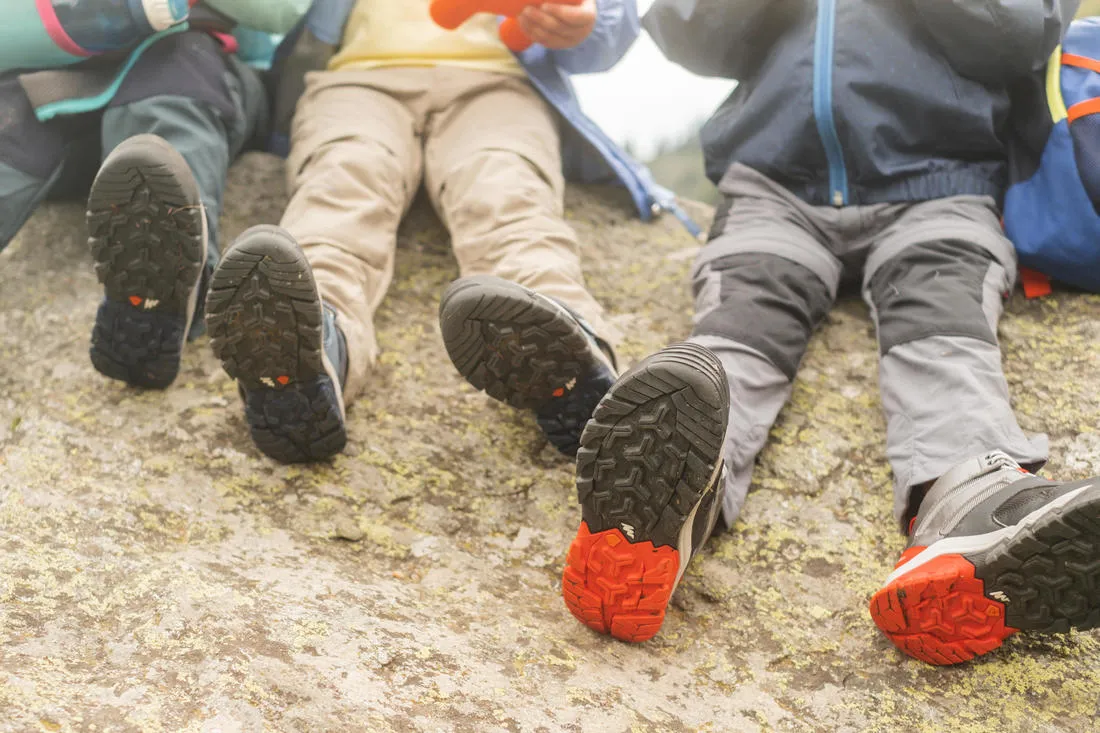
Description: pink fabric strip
35,0,93,57
210,31,239,54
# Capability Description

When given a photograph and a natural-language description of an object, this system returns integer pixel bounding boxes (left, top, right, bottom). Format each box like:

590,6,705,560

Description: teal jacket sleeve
905,0,1081,82
642,0,797,80
549,0,640,74
203,0,313,35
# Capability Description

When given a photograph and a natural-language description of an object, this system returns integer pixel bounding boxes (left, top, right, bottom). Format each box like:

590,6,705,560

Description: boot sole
205,226,346,463
439,275,606,411
870,481,1100,665
562,343,728,642
87,134,205,389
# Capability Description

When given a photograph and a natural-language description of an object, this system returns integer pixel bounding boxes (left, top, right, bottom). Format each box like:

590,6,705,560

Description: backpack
1004,18,1100,295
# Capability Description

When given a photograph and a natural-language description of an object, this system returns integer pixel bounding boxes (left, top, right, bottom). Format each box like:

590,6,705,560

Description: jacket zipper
813,0,849,206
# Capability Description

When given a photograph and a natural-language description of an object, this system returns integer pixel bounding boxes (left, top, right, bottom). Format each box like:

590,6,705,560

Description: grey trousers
692,165,1048,529
0,31,267,272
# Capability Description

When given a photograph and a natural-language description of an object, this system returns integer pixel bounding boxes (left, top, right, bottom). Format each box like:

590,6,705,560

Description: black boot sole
205,226,346,463
563,342,729,642
87,134,205,389
439,275,606,411
975,482,1100,633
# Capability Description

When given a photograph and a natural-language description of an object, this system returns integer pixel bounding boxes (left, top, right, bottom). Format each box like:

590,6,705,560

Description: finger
519,6,572,37
517,15,576,49
536,3,596,29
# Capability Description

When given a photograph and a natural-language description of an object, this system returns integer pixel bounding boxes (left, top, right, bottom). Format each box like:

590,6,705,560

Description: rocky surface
1,152,1098,732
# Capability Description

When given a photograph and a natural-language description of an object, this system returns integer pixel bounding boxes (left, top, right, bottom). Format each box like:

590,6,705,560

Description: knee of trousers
109,32,238,121
438,149,564,224
287,136,409,226
692,252,832,381
868,239,1004,356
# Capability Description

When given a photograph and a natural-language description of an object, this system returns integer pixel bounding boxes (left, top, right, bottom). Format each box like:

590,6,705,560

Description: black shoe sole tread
576,342,728,548
439,275,603,410
972,486,1100,633
205,226,345,463
87,135,204,389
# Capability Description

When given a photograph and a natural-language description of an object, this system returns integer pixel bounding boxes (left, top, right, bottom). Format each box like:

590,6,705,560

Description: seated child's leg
432,72,617,456
865,197,1100,665
102,31,268,287
689,248,838,527
431,76,612,340
862,197,1048,526
206,71,422,463
686,168,843,527
562,170,841,642
84,31,267,389
0,76,73,250
278,73,422,405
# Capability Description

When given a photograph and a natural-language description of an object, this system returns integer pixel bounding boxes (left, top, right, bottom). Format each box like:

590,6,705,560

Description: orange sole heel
561,522,680,643
870,553,1018,665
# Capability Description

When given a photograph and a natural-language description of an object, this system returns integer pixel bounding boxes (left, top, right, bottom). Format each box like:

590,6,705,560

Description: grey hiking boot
438,275,618,457
562,342,729,642
870,450,1100,665
87,134,206,389
205,226,348,463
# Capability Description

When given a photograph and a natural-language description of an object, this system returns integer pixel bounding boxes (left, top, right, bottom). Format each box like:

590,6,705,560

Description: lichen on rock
1,152,1098,731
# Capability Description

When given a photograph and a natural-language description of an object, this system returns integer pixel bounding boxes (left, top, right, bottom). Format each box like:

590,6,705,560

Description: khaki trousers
280,67,612,402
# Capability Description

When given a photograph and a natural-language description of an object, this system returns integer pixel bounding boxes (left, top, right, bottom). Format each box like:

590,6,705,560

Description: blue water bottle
0,0,190,73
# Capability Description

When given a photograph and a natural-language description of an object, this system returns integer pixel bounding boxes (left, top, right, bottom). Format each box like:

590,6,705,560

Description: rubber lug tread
565,343,729,643
205,226,346,463
86,135,204,389
975,491,1100,633
439,275,605,410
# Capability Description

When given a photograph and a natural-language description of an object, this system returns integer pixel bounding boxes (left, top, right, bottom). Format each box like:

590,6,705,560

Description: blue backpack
1004,18,1100,294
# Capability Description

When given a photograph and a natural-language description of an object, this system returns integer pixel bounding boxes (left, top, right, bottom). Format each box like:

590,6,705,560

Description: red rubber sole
562,522,679,642
870,553,1018,665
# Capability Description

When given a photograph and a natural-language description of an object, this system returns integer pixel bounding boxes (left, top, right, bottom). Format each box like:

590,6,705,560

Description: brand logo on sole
989,590,1010,603
620,523,635,540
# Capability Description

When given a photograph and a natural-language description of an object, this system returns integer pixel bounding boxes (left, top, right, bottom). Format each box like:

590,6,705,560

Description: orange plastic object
869,553,1017,665
1020,267,1053,298
561,522,679,643
498,17,532,51
430,0,584,52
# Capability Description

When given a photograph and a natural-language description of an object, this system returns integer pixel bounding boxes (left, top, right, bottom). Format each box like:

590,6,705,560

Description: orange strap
1062,52,1100,74
1020,268,1053,299
1067,96,1100,123
1061,54,1100,123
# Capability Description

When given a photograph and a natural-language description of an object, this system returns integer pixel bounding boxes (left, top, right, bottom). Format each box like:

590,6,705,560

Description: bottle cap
142,0,190,31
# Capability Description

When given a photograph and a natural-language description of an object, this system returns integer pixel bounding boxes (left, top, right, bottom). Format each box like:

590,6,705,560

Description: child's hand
428,0,590,52
516,1,596,50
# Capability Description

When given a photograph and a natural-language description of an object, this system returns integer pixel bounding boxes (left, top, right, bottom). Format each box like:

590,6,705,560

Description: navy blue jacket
644,0,1080,207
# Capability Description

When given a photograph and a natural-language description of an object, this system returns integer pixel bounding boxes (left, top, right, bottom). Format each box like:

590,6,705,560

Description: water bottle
0,0,190,73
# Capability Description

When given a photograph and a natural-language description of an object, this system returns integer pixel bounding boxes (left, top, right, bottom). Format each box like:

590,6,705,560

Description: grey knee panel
707,196,733,241
868,240,1000,355
692,253,832,380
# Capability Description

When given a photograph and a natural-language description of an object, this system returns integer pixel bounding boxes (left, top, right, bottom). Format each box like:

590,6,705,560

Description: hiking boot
87,133,206,389
870,450,1100,665
439,275,617,456
562,342,729,642
205,225,348,463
